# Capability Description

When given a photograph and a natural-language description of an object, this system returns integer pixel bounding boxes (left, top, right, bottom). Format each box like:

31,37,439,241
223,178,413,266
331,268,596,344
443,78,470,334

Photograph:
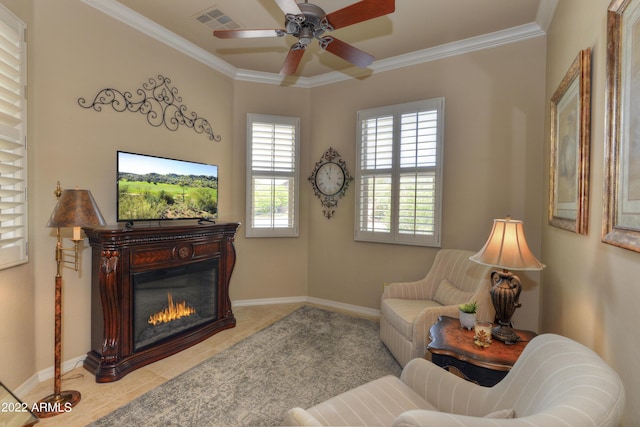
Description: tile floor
21,303,309,427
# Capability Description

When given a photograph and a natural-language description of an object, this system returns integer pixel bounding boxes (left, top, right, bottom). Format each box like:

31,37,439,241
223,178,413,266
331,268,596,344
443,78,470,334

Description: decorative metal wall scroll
78,75,221,142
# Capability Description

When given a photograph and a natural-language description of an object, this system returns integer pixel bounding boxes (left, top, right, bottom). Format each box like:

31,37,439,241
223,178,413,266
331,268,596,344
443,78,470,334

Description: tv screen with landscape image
117,151,218,222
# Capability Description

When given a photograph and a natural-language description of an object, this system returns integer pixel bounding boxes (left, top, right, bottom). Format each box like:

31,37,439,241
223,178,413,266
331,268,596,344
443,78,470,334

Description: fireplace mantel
83,221,240,382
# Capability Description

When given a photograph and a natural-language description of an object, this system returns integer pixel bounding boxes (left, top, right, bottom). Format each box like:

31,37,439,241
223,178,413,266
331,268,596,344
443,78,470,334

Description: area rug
90,305,401,426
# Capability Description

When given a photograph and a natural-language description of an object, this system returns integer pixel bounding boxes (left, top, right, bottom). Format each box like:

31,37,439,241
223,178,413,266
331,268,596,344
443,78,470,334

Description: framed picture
604,0,640,251
549,48,591,234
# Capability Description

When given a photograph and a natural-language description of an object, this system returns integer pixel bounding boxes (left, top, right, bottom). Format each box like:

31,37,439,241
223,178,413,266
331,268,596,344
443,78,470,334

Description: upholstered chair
282,334,625,426
380,249,494,367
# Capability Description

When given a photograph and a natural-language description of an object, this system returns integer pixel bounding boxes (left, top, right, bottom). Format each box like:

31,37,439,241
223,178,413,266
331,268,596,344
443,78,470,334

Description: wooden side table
427,316,537,387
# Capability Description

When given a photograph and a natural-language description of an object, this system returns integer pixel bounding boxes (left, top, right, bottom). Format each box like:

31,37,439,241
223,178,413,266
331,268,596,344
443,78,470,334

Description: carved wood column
221,233,236,319
99,250,120,363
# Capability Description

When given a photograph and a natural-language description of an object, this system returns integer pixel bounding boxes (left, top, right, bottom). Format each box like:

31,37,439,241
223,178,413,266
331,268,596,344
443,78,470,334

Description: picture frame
549,48,591,234
604,0,640,252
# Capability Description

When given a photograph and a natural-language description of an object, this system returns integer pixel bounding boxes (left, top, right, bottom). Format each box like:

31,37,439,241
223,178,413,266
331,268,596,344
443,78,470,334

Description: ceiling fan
213,0,395,75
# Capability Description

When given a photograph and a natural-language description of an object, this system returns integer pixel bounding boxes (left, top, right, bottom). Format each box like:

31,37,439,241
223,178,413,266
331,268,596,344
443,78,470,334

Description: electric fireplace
83,221,239,382
133,260,218,351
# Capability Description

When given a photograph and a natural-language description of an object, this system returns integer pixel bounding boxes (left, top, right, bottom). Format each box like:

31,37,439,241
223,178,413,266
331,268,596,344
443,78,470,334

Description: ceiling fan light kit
213,0,395,76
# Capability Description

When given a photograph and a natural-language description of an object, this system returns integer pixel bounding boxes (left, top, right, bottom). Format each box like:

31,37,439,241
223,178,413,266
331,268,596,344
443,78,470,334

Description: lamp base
33,390,80,418
492,324,520,345
489,269,523,345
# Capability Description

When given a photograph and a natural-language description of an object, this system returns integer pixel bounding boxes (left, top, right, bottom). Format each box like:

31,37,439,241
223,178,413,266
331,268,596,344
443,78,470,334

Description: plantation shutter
0,6,27,270
358,115,394,233
246,114,299,237
355,99,443,247
398,109,438,237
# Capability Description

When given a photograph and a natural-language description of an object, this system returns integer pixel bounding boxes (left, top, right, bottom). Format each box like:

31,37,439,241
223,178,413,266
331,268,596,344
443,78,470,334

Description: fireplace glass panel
133,260,218,351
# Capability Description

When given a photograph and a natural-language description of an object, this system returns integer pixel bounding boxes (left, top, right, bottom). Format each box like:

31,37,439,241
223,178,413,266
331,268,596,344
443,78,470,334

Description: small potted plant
458,301,477,330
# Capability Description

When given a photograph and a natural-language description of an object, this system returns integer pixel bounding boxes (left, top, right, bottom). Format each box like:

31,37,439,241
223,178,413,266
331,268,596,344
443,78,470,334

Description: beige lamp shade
46,189,106,228
470,217,545,271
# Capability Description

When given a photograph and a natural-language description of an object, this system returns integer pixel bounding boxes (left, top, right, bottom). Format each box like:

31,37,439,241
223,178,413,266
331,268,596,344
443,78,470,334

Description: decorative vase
459,311,476,330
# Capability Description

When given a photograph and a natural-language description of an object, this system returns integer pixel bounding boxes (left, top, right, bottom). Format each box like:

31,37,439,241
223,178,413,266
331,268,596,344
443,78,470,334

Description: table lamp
470,216,544,344
34,182,106,418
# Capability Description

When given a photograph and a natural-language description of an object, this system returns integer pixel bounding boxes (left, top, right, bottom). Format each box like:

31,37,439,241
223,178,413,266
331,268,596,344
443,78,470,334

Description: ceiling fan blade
280,43,306,75
273,0,303,17
323,0,395,30
213,29,286,39
320,37,374,68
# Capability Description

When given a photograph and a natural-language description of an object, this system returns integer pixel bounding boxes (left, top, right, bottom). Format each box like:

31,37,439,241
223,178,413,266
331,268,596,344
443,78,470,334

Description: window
0,6,27,270
246,114,300,237
355,98,444,247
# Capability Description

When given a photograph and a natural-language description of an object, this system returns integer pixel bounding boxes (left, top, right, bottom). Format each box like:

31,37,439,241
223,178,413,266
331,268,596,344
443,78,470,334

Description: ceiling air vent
193,6,241,31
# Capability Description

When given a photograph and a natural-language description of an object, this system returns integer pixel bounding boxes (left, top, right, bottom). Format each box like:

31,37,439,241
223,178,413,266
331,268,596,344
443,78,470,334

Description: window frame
0,5,27,270
246,113,300,238
354,98,444,247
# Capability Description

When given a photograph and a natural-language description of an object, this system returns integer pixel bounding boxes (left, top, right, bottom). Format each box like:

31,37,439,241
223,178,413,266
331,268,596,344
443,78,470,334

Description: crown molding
234,68,314,88
536,0,559,31
306,21,546,88
83,0,553,89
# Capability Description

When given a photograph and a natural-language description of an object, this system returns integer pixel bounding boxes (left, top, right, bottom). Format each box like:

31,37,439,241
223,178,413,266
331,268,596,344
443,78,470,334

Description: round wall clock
309,147,353,219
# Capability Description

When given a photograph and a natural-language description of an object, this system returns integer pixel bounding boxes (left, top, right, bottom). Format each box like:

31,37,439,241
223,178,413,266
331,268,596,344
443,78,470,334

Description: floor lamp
34,182,106,418
470,216,545,344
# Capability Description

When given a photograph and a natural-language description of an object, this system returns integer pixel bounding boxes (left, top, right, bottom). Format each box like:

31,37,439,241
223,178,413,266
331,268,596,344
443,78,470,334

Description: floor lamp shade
470,217,544,344
46,189,106,228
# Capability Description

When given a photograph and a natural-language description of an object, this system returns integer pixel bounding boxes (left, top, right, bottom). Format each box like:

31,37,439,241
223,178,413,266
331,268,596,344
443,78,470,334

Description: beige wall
229,81,311,301
307,38,547,324
543,0,638,424
0,0,236,390
226,36,547,326
29,0,235,372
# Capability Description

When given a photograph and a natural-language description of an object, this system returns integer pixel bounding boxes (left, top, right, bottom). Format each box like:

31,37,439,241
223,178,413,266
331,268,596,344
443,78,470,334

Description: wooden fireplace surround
82,221,239,383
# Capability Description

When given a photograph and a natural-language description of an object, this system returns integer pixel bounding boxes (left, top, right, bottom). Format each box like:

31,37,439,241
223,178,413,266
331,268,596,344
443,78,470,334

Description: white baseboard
231,296,308,307
13,374,39,399
14,354,86,400
17,298,379,399
232,296,380,318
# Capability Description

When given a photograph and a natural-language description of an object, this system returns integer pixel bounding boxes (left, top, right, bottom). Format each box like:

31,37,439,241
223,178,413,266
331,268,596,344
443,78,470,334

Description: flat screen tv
117,151,218,222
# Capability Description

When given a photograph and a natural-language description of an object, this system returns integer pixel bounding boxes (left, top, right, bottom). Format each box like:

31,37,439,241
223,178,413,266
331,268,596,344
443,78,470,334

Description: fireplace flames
148,292,196,326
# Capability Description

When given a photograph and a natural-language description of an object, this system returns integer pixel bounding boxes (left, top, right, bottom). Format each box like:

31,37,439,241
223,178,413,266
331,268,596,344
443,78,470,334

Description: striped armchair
282,334,625,426
380,249,494,367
